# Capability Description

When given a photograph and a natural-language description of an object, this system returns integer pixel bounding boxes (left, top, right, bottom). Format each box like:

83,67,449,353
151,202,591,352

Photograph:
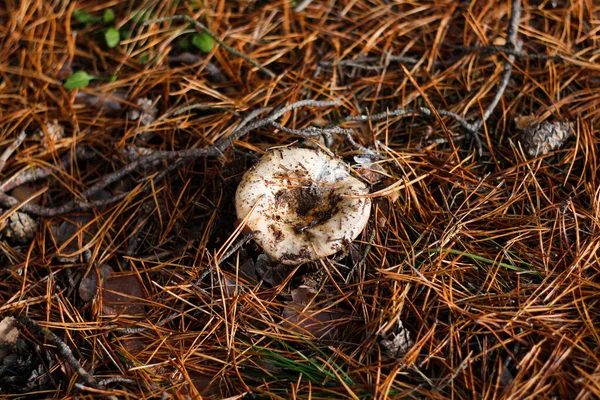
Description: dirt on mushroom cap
235,147,372,264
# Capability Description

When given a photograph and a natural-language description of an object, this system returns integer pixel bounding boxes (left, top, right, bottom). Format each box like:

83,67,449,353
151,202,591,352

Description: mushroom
235,147,371,264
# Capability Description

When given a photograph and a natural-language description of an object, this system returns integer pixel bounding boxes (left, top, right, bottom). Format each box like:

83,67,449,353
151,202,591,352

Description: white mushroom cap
235,147,371,264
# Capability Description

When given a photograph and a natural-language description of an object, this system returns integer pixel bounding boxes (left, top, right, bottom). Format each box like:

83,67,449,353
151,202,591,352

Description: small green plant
103,8,115,23
63,71,98,89
192,33,215,53
72,9,101,24
72,8,121,49
105,27,120,48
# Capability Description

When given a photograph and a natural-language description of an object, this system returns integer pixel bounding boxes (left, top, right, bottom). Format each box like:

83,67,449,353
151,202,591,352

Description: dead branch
14,315,100,389
0,131,26,175
0,147,97,192
0,99,341,216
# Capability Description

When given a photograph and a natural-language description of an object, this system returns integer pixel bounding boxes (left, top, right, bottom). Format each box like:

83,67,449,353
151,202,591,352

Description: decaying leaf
128,97,158,126
101,270,146,316
518,120,574,157
380,320,413,358
168,51,203,65
355,156,386,184
10,185,39,204
2,212,37,243
182,371,218,398
281,304,350,339
79,264,114,301
281,284,351,339
0,317,19,362
75,91,125,114
291,284,318,305
79,262,146,316
52,216,95,263
255,254,291,287
119,338,146,355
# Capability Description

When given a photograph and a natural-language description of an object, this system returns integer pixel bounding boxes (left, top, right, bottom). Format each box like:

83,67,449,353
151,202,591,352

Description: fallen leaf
168,51,203,65
79,264,114,301
75,91,125,114
380,320,413,358
291,285,318,305
281,304,350,339
52,216,95,263
356,163,386,184
102,272,146,316
9,185,39,204
182,371,218,397
119,338,145,355
255,254,291,287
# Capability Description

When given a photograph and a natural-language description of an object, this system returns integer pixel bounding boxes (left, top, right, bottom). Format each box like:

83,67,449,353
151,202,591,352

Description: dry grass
0,0,599,398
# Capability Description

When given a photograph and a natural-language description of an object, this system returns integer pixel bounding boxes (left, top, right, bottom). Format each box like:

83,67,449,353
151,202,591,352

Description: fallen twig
320,0,523,157
0,147,96,192
0,131,26,175
14,315,100,389
0,99,341,216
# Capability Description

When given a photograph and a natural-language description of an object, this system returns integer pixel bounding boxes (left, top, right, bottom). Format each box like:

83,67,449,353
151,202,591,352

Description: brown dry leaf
255,254,291,287
119,338,146,356
52,216,95,263
75,91,125,114
184,371,218,398
282,284,350,339
281,304,350,339
10,185,39,204
168,52,203,65
79,264,114,301
291,285,318,305
102,272,146,316
356,163,386,184
238,257,258,284
0,317,19,362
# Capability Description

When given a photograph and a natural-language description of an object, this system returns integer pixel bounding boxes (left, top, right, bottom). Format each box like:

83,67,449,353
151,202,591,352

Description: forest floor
0,0,599,398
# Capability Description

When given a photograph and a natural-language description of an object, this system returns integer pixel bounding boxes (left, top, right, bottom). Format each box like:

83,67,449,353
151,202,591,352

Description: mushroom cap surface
235,147,372,264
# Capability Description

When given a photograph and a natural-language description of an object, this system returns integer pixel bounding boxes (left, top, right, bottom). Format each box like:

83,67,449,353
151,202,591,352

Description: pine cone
519,120,574,157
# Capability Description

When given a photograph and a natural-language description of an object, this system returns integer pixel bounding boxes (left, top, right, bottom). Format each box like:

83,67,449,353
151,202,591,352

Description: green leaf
63,71,94,89
178,38,190,50
103,8,115,23
191,33,214,53
73,9,100,24
105,27,120,48
108,74,117,82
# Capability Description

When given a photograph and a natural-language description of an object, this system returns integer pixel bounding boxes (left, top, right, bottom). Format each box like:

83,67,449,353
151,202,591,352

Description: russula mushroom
235,147,371,264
